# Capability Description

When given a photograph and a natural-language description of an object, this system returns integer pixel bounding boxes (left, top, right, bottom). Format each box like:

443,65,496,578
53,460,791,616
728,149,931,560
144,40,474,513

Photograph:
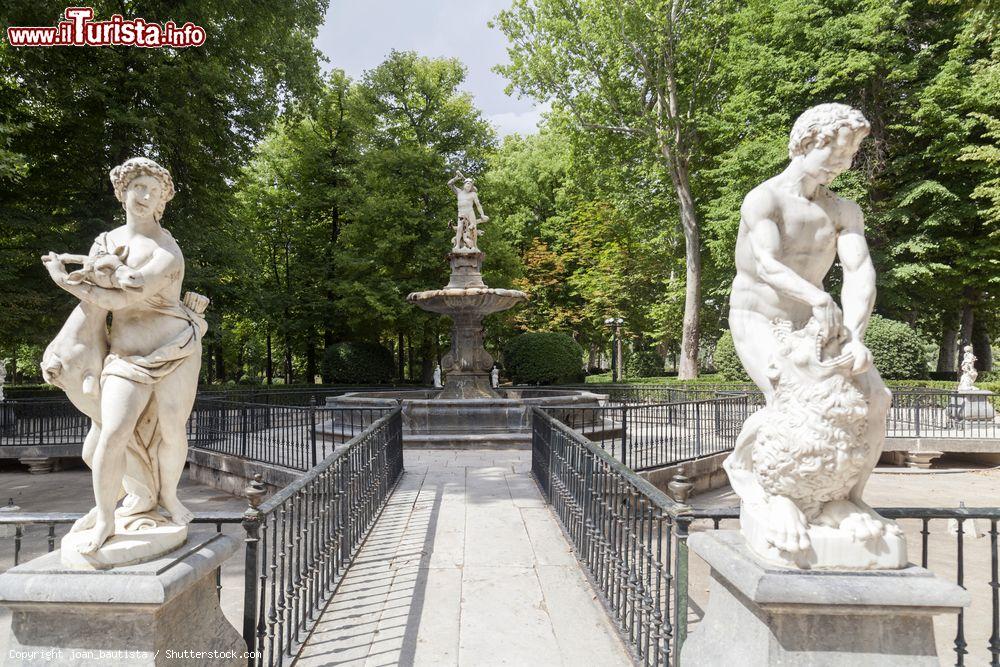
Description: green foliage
624,348,664,379
503,332,584,385
864,316,928,380
320,342,395,385
713,331,751,382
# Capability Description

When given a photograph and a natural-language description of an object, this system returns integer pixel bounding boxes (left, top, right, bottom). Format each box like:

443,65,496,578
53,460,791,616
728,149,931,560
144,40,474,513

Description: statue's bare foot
78,519,114,555
70,507,98,533
764,495,811,553
162,498,194,525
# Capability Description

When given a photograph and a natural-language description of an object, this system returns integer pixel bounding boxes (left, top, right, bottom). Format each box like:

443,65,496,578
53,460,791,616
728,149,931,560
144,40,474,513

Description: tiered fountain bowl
322,247,607,448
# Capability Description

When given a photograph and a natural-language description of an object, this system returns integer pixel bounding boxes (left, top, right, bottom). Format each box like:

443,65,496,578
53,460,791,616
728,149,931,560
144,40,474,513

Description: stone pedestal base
680,531,969,666
0,533,246,666
740,503,907,569
959,389,996,420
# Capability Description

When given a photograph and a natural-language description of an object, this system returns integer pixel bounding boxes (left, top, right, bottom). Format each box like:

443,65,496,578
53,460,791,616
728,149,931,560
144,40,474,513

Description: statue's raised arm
40,157,208,568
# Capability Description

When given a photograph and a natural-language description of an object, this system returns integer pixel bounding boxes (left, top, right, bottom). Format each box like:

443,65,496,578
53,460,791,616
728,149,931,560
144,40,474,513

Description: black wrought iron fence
187,400,391,470
241,407,404,665
888,389,1000,439
0,405,405,667
531,408,1000,667
0,399,90,446
545,396,750,471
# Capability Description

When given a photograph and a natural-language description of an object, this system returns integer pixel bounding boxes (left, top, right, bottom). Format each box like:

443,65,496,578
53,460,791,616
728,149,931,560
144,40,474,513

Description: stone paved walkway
296,450,631,667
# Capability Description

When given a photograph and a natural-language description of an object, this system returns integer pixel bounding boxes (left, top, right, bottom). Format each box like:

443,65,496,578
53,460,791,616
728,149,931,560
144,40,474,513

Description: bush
503,332,585,385
321,342,395,385
863,315,928,380
713,331,751,382
624,348,665,379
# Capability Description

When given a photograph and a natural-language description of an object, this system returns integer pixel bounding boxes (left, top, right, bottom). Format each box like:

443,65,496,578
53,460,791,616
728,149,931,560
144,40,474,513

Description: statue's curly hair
788,103,870,159
109,157,175,222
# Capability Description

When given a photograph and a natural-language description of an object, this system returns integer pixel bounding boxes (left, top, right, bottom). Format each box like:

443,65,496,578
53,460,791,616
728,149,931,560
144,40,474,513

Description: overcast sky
314,0,546,137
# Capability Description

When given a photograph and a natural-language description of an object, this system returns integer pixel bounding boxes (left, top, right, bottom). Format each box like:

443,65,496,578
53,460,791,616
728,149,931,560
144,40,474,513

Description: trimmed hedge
503,333,585,385
321,342,396,385
713,331,751,382
863,315,928,380
624,348,665,379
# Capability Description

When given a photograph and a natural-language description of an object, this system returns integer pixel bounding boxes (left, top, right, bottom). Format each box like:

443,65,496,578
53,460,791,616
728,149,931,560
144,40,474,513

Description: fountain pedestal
407,249,527,399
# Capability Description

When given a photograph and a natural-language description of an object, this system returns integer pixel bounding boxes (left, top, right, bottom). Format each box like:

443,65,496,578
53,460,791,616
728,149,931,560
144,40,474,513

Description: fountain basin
406,287,528,315
322,388,609,449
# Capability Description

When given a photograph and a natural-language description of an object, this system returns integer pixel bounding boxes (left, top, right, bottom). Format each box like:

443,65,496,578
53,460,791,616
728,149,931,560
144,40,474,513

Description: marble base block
0,533,246,666
680,531,970,666
740,503,907,570
959,389,996,421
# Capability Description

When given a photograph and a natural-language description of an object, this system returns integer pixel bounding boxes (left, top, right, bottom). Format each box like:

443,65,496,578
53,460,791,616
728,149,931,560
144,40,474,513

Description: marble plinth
60,514,187,570
680,531,969,666
740,503,907,569
959,389,996,421
0,533,246,666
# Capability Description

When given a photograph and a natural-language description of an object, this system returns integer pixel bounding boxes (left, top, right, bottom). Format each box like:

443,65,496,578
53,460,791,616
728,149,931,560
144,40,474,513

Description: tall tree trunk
265,330,273,385
972,316,992,372
674,164,701,379
407,336,414,382
214,342,226,383
305,336,316,385
937,323,958,374
420,330,434,385
397,331,405,381
959,303,974,349
284,333,292,385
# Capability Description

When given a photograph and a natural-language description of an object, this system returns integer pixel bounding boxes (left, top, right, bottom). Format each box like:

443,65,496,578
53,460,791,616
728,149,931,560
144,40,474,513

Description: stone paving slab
296,450,631,667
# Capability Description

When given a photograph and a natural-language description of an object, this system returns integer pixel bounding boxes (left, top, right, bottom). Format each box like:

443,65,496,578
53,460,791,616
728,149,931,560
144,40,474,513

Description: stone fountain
406,172,527,398
324,171,606,448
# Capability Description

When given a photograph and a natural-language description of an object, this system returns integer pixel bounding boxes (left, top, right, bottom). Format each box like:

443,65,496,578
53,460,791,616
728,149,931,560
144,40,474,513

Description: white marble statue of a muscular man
725,104,904,567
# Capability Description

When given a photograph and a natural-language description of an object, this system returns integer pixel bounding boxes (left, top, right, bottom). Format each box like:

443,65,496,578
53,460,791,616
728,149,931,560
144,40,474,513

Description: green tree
0,0,328,378
494,0,730,378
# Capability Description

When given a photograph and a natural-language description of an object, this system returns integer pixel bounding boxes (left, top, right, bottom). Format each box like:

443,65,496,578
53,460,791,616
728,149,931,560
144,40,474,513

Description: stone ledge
0,532,238,607
186,448,299,497
688,530,970,613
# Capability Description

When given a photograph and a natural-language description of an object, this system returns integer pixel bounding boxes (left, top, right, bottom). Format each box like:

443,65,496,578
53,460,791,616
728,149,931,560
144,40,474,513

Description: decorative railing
188,400,391,470
545,396,750,471
241,407,404,664
531,407,1000,666
0,405,404,667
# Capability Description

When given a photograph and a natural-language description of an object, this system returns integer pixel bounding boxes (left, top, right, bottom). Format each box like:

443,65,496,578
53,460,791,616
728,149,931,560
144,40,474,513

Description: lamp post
604,317,624,382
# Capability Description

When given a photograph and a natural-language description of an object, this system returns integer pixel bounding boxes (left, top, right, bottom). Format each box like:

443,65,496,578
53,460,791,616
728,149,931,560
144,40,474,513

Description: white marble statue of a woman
40,157,208,567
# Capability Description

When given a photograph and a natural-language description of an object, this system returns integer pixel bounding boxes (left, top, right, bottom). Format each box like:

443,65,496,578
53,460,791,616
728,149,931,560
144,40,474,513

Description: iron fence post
914,394,921,437
241,474,267,664
673,516,691,667
694,402,702,458
621,406,629,469
310,406,318,468
240,404,249,458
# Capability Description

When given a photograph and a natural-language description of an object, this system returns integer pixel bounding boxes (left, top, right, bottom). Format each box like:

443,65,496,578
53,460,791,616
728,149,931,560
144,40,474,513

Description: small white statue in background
958,344,978,391
433,364,443,389
491,366,500,388
0,359,6,402
40,157,208,567
447,171,489,251
725,104,905,569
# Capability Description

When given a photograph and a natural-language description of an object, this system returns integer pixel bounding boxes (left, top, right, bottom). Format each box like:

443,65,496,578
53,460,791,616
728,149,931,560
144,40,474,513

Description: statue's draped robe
46,232,207,529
